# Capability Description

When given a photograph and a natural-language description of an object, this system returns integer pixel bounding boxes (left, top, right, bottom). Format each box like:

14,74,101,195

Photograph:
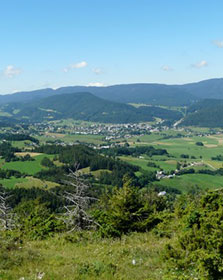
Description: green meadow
2,154,55,175
0,231,169,280
0,176,59,189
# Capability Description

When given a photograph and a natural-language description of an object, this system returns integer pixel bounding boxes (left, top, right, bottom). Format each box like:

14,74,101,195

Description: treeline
0,142,35,162
198,168,223,176
101,145,168,157
0,142,20,162
211,154,223,161
0,133,39,144
0,169,24,179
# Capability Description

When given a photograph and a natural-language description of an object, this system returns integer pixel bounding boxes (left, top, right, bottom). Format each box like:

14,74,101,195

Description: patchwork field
121,130,223,192
1,128,223,192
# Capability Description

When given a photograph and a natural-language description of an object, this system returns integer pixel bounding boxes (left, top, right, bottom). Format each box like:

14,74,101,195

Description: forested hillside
182,99,223,127
5,92,182,123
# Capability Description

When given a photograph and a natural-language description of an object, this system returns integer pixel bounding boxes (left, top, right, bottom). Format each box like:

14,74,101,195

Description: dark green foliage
41,156,55,167
176,168,195,175
9,91,183,123
196,141,204,146
101,145,168,157
147,161,159,168
0,169,23,179
0,133,39,144
20,154,35,161
198,168,223,176
35,166,67,182
164,191,223,279
14,199,64,240
2,186,64,212
182,99,223,127
0,142,20,162
180,154,189,159
211,154,223,161
93,176,166,237
35,144,139,187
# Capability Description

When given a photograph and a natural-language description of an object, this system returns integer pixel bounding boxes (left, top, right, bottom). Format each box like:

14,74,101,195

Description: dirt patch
205,144,218,148
15,152,42,157
181,138,193,141
152,142,173,146
45,132,65,138
165,160,177,164
207,135,223,146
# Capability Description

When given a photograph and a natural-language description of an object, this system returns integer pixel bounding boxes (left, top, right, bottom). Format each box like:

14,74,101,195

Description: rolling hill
8,92,182,123
181,99,223,127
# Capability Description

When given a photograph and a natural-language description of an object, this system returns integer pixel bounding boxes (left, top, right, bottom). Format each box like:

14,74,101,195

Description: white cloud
87,82,105,87
3,65,22,78
161,65,173,71
92,68,103,75
71,61,87,69
63,61,88,72
213,40,223,48
191,60,208,69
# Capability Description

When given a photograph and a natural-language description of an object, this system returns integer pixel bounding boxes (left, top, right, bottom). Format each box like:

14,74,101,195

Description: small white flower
132,259,136,265
37,272,45,279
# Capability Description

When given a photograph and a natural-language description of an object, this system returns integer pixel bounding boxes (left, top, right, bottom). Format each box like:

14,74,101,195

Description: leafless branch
0,190,15,231
59,163,99,231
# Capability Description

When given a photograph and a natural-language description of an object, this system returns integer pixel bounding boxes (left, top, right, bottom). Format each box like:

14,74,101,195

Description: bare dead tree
61,163,99,232
0,190,15,231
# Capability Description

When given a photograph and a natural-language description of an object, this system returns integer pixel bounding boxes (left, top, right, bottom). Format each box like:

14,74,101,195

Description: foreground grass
0,232,169,280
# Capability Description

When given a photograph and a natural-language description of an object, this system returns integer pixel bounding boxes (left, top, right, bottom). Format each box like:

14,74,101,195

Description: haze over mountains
1,78,223,126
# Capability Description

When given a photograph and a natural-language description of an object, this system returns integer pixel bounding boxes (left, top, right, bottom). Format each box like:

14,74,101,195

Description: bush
164,191,223,279
196,141,204,146
93,176,166,237
14,199,64,240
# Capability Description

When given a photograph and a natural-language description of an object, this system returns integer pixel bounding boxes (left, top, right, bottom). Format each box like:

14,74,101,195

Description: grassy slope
0,232,169,280
0,176,59,189
2,154,55,175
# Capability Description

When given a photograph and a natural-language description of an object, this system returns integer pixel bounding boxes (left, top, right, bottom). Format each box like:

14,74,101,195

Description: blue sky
0,0,223,93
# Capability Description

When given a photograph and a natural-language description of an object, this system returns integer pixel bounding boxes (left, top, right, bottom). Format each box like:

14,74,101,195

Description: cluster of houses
156,161,205,180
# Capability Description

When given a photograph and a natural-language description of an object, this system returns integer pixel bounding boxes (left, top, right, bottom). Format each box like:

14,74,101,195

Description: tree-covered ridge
0,133,39,143
34,144,144,187
101,145,168,157
9,92,182,123
182,99,223,127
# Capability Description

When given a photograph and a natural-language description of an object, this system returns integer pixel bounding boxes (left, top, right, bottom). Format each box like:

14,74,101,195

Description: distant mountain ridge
1,78,223,125
1,78,223,107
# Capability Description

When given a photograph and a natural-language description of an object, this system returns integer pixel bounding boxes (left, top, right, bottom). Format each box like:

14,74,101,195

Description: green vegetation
1,126,223,279
2,154,55,175
10,92,182,123
182,99,223,127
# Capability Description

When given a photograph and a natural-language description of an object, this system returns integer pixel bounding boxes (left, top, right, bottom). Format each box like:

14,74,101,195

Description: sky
0,0,223,93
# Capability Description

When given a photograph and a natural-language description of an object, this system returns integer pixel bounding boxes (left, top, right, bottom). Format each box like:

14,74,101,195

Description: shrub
164,191,223,279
